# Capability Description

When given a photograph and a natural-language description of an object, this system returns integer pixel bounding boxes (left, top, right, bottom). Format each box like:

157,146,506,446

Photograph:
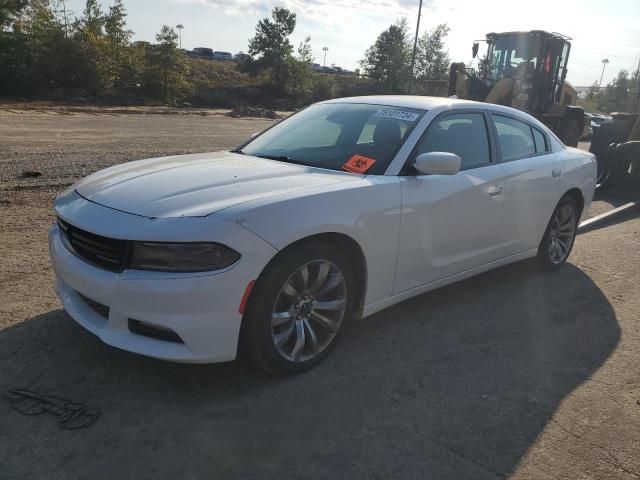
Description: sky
64,0,640,86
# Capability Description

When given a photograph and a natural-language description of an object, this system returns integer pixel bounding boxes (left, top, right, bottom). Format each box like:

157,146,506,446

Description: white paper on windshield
373,109,420,122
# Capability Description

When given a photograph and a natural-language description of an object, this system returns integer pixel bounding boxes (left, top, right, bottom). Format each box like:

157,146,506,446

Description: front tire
537,196,579,271
243,241,357,375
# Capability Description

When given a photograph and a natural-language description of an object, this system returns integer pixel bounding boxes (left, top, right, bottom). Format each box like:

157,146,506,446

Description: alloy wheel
271,260,347,363
548,204,576,264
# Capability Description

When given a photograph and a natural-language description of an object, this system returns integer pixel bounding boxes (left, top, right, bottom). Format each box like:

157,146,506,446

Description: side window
493,115,536,161
415,112,491,170
532,127,548,153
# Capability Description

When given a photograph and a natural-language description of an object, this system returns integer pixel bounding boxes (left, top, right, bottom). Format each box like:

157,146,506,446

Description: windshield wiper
254,154,314,167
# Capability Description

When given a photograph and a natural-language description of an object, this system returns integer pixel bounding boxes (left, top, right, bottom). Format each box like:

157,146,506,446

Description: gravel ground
1,110,639,480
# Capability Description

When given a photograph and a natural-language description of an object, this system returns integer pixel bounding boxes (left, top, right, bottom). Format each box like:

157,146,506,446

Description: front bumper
49,193,277,363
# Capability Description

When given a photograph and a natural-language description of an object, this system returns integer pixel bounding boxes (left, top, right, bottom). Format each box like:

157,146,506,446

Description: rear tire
242,241,357,375
537,196,579,271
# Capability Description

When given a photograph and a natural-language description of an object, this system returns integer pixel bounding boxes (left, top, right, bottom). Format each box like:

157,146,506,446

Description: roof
322,95,477,110
320,95,560,142
485,31,572,41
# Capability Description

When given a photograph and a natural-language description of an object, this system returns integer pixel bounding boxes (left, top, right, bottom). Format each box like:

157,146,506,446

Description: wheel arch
242,231,368,325
563,187,585,218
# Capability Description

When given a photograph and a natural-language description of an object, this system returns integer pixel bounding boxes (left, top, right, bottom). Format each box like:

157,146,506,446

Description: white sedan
49,96,596,374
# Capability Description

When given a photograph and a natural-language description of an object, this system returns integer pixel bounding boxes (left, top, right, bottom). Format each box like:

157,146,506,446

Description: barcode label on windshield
373,109,420,122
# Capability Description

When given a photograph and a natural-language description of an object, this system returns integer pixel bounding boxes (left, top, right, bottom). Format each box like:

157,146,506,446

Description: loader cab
479,31,573,114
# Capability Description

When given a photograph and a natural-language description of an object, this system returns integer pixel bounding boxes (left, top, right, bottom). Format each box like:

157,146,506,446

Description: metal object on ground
5,388,100,430
578,201,639,232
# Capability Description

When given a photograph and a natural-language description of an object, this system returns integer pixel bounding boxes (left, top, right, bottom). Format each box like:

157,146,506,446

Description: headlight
130,242,240,272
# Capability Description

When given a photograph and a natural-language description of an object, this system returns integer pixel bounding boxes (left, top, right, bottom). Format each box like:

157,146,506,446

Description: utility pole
635,56,640,113
61,0,69,38
176,24,184,49
599,58,609,89
409,0,423,92
322,47,329,67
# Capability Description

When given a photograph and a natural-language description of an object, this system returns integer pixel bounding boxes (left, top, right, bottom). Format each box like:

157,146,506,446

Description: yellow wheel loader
448,30,584,147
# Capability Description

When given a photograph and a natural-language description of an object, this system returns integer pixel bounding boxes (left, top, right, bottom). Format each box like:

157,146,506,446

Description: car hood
75,151,355,218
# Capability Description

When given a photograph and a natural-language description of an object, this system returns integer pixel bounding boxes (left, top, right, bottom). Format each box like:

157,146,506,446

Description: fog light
128,319,183,343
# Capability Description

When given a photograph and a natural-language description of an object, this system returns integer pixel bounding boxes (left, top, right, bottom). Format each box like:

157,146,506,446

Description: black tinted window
493,115,536,161
415,113,491,169
532,127,548,153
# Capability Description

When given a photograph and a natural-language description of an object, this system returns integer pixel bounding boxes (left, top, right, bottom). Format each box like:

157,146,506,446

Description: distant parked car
190,47,214,59
590,114,610,133
234,52,251,62
334,67,355,76
581,113,594,140
582,113,611,140
213,51,233,61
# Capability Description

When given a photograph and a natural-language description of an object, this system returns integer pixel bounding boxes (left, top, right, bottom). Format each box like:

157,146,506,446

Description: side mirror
414,152,461,176
472,42,479,59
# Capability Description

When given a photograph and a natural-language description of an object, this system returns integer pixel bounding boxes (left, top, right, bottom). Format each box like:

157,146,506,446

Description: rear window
493,115,536,161
532,127,548,153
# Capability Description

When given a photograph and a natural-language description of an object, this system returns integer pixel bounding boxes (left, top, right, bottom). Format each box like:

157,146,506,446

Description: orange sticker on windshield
342,155,376,174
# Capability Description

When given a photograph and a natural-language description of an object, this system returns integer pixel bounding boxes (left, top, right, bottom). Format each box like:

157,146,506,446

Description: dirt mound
227,106,281,119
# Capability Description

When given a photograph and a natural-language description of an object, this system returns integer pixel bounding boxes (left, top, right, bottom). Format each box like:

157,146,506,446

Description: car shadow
0,261,619,480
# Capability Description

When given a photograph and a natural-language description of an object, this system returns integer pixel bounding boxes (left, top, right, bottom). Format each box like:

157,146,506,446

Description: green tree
248,7,296,85
297,36,313,64
104,0,139,89
585,81,599,101
18,0,70,92
79,0,103,36
631,68,640,112
74,0,110,94
282,56,313,105
145,25,189,103
0,0,28,27
414,23,450,94
600,70,632,112
105,0,131,44
360,19,411,93
0,0,29,93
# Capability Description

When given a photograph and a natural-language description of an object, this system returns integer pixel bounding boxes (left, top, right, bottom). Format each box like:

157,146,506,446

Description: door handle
488,185,503,196
552,168,562,178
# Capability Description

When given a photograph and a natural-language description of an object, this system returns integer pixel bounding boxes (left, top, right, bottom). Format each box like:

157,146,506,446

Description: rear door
490,113,563,254
394,110,509,293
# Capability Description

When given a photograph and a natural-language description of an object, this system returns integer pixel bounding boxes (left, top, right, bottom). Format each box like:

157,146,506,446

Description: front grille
57,217,130,272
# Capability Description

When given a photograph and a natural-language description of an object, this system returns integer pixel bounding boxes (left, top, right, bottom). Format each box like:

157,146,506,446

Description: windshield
238,103,426,175
487,35,538,82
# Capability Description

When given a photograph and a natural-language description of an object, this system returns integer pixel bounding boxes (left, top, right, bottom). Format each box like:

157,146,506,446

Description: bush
311,74,336,101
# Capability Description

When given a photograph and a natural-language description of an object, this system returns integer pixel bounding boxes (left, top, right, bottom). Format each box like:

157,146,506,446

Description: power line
299,0,411,17
579,50,638,59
